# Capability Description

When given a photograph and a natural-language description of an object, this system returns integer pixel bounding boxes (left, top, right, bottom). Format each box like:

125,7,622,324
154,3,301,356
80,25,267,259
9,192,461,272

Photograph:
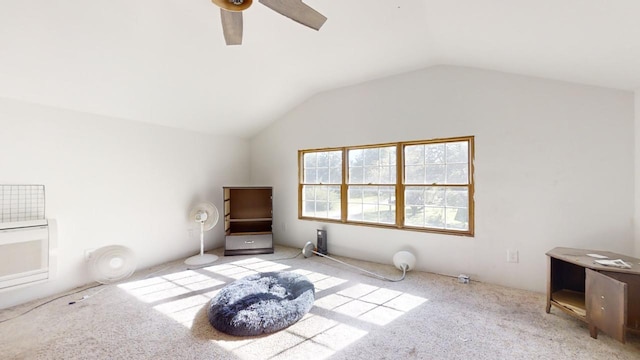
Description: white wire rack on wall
0,184,46,223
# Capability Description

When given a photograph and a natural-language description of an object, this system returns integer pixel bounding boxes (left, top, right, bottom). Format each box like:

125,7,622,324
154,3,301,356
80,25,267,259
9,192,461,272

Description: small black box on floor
316,229,328,255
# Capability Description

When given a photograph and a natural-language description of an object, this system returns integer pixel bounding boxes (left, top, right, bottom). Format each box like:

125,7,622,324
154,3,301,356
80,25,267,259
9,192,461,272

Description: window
299,136,474,236
301,150,342,220
347,146,396,224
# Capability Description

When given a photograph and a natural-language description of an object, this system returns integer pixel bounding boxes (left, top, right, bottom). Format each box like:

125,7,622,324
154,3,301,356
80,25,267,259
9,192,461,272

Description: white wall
251,65,635,293
0,98,250,309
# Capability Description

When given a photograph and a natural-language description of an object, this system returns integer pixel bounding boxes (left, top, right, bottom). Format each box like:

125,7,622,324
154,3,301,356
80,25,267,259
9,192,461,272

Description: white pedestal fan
185,202,220,266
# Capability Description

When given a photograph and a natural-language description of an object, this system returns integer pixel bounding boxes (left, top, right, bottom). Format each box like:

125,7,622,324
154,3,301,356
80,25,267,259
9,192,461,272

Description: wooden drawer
225,234,272,251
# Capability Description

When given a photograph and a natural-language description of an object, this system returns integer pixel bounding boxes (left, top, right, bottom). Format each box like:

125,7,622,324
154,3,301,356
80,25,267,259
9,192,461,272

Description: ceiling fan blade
259,0,327,30
220,9,243,45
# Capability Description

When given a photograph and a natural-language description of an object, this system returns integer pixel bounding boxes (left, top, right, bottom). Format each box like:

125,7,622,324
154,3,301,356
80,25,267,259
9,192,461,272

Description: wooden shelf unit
223,186,274,256
546,247,640,343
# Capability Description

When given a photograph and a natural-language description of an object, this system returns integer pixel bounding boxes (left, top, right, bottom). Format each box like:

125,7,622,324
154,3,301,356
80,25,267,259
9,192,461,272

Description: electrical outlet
507,250,519,263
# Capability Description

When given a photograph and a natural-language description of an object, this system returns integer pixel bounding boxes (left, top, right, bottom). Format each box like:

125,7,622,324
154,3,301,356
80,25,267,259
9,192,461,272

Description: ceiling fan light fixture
212,0,327,46
212,0,252,12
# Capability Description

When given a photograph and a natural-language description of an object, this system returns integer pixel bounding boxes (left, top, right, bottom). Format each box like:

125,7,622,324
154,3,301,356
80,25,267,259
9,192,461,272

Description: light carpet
1,245,639,360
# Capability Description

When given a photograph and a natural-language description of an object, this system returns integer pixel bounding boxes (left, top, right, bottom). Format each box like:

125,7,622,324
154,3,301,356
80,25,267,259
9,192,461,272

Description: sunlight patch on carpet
314,294,352,309
118,270,224,303
117,256,429,360
313,323,368,350
314,277,350,291
218,326,307,359
384,293,429,312
313,283,427,327
153,293,214,326
334,299,378,317
209,266,427,359
337,283,379,298
287,314,338,338
200,258,292,280
357,305,405,326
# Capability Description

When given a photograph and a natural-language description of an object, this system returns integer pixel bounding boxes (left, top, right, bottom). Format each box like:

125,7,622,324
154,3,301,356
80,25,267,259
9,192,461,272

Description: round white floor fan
87,245,137,284
185,201,220,266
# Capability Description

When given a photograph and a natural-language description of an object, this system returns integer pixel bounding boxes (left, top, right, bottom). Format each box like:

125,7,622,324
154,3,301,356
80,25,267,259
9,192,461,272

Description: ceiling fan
211,0,327,45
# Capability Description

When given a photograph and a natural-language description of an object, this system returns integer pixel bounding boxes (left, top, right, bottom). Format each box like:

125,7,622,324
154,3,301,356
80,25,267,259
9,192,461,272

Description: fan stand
184,220,218,266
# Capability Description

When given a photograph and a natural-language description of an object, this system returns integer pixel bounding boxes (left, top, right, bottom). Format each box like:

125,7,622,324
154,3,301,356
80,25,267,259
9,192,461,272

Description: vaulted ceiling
1,1,639,138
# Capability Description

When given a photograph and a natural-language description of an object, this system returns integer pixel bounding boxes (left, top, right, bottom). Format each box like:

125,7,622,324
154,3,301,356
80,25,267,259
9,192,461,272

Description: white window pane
352,146,396,184
404,208,424,227
304,150,342,185
425,207,445,228
329,166,342,183
317,152,329,167
425,165,445,184
446,208,468,230
303,186,317,202
405,187,427,227
364,149,378,165
446,164,468,184
445,188,469,230
425,187,445,206
404,145,424,165
304,153,317,167
318,168,330,183
384,147,396,166
425,144,445,164
301,185,341,219
363,187,378,199
446,188,468,207
302,201,316,217
380,165,396,184
405,165,425,184
446,142,468,163
304,169,317,183
380,210,395,223
405,187,425,206
363,166,379,184
329,152,342,167
362,204,378,221
348,186,364,202
348,186,395,224
349,167,363,184
348,185,365,221
348,203,364,221
404,186,469,231
349,149,364,167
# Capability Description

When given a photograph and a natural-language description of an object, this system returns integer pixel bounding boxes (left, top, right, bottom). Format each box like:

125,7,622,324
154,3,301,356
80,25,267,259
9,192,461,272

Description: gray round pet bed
208,271,315,336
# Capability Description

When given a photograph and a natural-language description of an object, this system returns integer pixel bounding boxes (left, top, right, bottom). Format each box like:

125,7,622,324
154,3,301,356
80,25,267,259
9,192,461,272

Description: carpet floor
1,245,639,359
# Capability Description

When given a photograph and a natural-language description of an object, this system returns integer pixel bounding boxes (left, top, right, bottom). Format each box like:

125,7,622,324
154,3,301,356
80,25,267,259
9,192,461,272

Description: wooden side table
546,247,640,343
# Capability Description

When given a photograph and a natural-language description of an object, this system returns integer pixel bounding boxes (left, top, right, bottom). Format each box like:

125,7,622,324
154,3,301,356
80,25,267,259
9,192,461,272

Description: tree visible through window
298,136,474,236
301,150,342,220
347,146,396,224
404,141,470,231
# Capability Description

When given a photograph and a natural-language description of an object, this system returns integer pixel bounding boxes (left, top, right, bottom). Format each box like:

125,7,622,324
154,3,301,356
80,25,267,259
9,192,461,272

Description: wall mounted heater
0,185,56,292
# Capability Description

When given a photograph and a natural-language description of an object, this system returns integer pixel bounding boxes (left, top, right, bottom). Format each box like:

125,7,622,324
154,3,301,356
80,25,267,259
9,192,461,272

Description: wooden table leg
546,256,552,313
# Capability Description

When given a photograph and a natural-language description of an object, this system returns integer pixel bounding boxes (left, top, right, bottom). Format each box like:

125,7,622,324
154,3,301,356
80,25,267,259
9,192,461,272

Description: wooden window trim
298,136,474,237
